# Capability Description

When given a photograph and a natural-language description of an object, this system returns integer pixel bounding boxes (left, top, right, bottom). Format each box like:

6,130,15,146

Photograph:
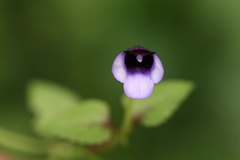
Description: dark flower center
124,53,154,74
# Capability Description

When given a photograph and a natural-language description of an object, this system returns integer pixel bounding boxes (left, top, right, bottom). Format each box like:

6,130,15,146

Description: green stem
0,127,46,156
120,98,133,141
87,151,105,160
89,98,135,153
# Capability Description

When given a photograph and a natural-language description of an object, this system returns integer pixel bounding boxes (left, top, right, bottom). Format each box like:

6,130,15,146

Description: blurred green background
0,0,240,160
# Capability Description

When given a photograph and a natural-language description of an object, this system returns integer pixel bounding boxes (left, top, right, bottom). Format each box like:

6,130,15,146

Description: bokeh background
1,0,240,160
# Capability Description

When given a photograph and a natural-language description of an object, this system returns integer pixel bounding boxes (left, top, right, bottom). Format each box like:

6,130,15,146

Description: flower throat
124,53,154,74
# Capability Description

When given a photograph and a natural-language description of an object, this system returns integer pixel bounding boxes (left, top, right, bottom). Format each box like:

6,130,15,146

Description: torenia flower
112,46,164,99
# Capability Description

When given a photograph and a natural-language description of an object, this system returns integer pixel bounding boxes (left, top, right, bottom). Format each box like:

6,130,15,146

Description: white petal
124,73,154,99
112,53,127,83
151,55,164,83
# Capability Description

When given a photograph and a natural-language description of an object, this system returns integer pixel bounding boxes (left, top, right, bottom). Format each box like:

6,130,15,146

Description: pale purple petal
151,55,164,83
112,52,127,83
124,73,154,99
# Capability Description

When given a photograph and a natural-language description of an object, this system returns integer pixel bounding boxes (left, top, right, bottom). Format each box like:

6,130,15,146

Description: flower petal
112,52,127,83
151,55,164,83
124,73,154,99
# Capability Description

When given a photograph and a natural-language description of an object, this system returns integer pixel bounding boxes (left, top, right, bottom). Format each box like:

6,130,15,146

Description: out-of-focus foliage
0,79,194,159
0,0,240,160
122,80,195,127
27,80,81,131
27,81,111,145
42,105,111,145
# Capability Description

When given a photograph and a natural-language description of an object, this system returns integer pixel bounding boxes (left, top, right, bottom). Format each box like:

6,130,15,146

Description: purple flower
112,46,164,99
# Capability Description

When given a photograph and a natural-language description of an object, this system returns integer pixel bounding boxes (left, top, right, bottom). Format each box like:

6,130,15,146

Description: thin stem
87,151,105,160
89,98,135,153
120,98,134,141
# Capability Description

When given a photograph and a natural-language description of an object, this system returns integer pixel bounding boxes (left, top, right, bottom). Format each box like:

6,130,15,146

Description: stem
0,127,46,156
120,98,133,141
89,98,135,153
87,151,105,160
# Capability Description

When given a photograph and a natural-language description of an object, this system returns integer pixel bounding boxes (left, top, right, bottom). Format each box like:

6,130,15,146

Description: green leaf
42,99,111,145
48,142,86,160
122,79,195,127
0,127,46,156
27,80,81,132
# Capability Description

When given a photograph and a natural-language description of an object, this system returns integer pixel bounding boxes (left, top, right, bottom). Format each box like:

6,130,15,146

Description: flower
112,46,164,99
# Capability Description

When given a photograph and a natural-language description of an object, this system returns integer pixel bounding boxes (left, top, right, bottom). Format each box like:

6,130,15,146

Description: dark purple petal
123,73,154,99
128,46,148,51
124,53,154,74
112,52,127,83
124,46,156,55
